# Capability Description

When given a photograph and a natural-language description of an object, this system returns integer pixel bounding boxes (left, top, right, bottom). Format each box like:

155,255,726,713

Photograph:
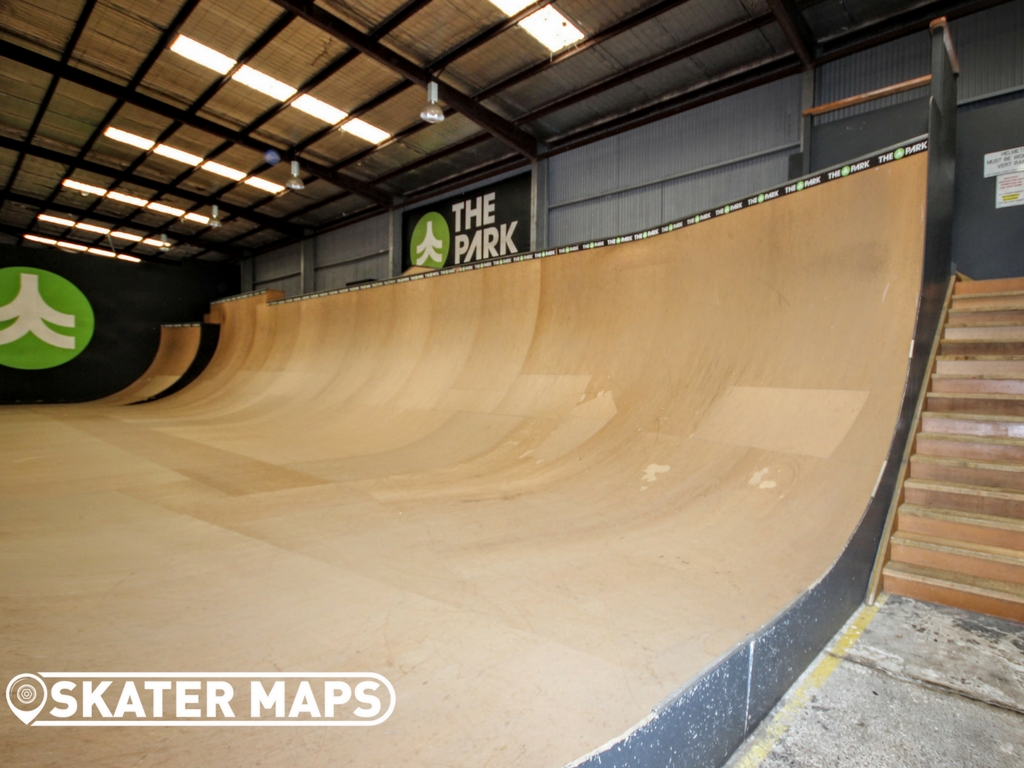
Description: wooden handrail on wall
803,75,933,117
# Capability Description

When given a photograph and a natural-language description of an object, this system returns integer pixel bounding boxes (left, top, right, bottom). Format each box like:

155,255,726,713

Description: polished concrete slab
727,596,1024,768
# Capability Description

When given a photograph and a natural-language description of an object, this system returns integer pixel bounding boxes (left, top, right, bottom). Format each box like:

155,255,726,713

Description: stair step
930,374,1024,395
947,309,1024,327
940,340,1024,355
920,411,1024,439
916,432,1024,463
882,561,1024,622
926,391,1024,416
954,277,1024,295
935,356,1024,376
944,326,1024,341
910,454,1024,492
897,504,1024,551
891,532,1024,584
950,291,1024,311
903,479,1024,519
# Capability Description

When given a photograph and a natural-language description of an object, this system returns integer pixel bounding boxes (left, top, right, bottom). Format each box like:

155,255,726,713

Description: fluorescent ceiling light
38,214,76,227
201,160,246,181
183,212,211,224
153,144,203,166
117,254,142,263
88,247,117,258
232,65,296,101
104,126,155,150
342,118,390,144
148,202,186,216
142,238,168,248
76,222,111,235
23,234,58,245
170,35,236,75
292,94,347,124
110,231,143,242
62,179,107,196
244,176,286,194
519,7,584,52
107,191,148,207
57,241,88,252
488,0,534,13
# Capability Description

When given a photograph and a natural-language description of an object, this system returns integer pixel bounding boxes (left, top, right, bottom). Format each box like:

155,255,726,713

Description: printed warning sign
996,172,1024,209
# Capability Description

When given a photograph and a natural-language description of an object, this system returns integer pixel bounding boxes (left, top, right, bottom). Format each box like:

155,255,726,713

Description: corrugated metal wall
547,75,803,247
252,213,389,297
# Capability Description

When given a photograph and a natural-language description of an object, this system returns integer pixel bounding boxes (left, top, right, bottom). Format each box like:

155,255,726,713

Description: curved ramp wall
124,156,925,764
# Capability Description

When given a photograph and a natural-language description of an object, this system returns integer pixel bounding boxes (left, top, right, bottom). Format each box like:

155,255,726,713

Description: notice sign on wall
984,146,1024,177
402,172,530,271
996,172,1024,209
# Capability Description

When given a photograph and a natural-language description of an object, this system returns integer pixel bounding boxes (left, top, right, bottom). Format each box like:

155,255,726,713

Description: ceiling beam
766,0,817,68
0,40,393,207
268,0,538,160
0,135,301,237
5,191,245,259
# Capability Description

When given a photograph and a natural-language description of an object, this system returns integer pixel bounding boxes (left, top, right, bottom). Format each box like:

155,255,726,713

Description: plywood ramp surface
101,325,202,405
0,157,927,767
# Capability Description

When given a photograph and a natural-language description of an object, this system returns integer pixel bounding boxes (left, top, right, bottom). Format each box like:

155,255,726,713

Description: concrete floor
727,596,1024,768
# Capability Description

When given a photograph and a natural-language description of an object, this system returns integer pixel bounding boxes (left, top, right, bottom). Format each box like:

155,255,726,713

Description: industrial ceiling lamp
209,204,222,229
420,81,444,124
285,160,305,191
160,233,171,250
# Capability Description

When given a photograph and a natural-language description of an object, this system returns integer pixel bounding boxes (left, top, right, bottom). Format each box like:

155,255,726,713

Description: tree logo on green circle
842,166,851,176
410,212,450,269
894,148,906,160
0,267,94,370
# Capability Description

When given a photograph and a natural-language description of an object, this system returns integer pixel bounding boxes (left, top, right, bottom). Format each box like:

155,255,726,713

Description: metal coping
160,322,202,328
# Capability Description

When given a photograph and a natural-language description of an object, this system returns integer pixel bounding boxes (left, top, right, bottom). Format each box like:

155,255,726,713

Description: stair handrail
865,274,958,604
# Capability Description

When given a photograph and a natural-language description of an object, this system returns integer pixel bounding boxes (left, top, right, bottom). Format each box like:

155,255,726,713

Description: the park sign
402,172,530,272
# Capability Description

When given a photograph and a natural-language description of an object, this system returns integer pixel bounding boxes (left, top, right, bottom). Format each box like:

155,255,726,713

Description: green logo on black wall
410,212,450,268
0,267,94,369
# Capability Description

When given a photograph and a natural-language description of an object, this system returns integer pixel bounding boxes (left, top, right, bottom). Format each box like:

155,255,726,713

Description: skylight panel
38,214,76,227
489,0,534,14
183,212,211,224
342,118,390,144
292,94,347,124
518,6,584,52
142,238,167,248
62,179,107,197
244,176,286,195
147,202,186,217
104,127,155,151
23,234,58,245
232,65,297,101
75,222,111,235
153,144,203,166
202,161,247,181
57,241,88,252
118,254,142,263
110,231,143,242
171,35,236,75
107,191,149,207
88,247,117,258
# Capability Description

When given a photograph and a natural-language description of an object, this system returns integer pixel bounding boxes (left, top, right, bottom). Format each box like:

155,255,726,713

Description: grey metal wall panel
314,252,390,291
953,0,1024,102
315,214,389,268
815,33,931,125
253,242,300,283
548,137,622,207
548,195,620,246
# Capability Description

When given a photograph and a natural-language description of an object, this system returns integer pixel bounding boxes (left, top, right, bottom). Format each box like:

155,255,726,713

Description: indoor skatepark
2,1,1023,767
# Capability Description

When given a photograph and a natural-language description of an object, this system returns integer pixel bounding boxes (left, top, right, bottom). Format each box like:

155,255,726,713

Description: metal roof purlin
766,0,818,68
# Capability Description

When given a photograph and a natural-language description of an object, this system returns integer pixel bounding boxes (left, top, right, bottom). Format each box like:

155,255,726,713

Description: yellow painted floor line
733,594,889,768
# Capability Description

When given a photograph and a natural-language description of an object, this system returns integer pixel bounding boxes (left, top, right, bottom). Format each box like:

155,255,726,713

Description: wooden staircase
881,276,1024,623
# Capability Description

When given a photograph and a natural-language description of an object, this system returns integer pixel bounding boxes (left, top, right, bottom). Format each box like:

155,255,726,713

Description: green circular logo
757,194,765,203
796,181,805,191
410,212,450,269
724,205,731,214
894,148,906,160
842,166,851,176
0,267,94,370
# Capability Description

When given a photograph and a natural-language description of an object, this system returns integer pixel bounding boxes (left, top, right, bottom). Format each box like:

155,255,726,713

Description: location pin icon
6,674,47,725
